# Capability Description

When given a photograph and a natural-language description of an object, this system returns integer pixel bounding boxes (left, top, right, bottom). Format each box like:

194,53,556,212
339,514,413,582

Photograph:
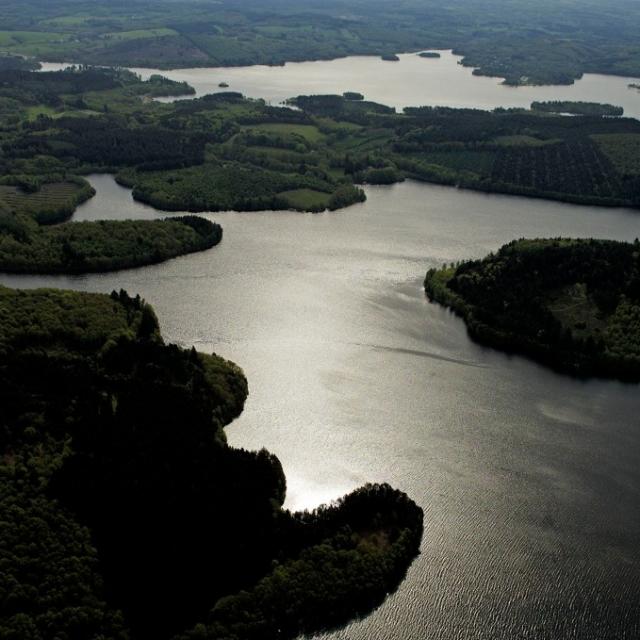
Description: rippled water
41,50,640,118
3,174,639,638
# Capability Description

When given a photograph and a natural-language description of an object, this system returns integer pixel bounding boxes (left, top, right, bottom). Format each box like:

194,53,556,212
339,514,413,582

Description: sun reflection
284,476,359,513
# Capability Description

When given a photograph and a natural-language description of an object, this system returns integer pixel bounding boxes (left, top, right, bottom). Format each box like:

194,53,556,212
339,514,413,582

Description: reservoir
2,174,639,639
40,50,640,118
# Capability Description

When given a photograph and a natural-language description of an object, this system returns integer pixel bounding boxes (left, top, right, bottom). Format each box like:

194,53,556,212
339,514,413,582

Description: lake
42,50,640,118
2,174,639,639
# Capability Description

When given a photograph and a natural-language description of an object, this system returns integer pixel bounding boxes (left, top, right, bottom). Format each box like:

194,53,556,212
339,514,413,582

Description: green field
0,181,80,209
24,104,58,120
0,30,64,46
415,150,496,175
101,28,178,43
39,15,95,28
279,188,332,210
0,30,77,57
242,123,325,143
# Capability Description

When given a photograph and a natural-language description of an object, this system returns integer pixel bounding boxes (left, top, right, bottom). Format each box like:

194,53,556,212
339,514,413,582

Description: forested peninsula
0,286,424,640
0,214,222,274
0,68,229,273
2,65,640,256
425,238,640,379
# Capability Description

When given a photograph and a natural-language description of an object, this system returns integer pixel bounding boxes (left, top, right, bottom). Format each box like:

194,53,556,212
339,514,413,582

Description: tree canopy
425,238,640,379
1,286,423,640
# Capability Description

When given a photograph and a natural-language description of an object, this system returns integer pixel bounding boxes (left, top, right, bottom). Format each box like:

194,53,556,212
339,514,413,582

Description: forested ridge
424,238,640,379
0,287,424,640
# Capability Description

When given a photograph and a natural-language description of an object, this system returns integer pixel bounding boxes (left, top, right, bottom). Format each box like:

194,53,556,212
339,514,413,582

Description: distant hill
1,0,640,84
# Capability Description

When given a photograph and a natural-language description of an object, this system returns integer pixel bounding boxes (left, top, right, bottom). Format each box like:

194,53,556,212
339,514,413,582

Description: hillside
2,0,640,85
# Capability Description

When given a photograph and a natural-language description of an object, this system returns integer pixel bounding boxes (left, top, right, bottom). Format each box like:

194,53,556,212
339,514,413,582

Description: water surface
2,175,639,639
40,51,640,118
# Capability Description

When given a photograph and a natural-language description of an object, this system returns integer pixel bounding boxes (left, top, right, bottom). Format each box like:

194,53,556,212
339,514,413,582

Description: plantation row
0,178,94,223
490,141,623,202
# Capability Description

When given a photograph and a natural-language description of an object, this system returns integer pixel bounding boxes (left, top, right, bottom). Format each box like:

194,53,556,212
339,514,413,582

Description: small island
218,81,229,88
418,51,441,58
1,286,424,640
381,53,400,61
530,101,624,116
425,238,640,380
